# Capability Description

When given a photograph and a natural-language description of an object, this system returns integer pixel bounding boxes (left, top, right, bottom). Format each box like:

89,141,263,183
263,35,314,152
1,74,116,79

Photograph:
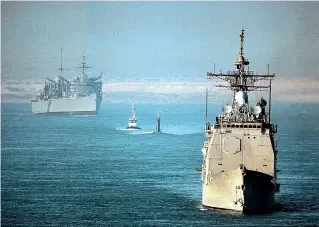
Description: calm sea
1,103,319,226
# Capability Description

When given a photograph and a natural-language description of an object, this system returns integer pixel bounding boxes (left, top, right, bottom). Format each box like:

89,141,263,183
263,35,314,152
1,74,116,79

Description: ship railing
216,116,264,123
214,123,263,129
205,122,213,135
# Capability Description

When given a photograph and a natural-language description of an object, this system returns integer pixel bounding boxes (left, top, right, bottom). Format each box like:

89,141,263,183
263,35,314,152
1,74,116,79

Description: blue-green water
2,103,319,226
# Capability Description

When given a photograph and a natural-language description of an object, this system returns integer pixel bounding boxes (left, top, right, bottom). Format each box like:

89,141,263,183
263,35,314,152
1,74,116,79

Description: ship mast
207,29,275,123
58,48,70,77
207,29,274,92
131,102,136,119
77,54,92,79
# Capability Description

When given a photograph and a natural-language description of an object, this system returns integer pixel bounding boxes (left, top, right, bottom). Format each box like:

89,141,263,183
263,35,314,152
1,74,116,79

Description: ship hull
126,126,141,130
202,168,275,213
31,94,101,115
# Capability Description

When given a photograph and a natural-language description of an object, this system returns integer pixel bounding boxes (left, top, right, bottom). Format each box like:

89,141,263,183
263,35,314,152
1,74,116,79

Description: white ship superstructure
200,29,279,212
31,49,102,115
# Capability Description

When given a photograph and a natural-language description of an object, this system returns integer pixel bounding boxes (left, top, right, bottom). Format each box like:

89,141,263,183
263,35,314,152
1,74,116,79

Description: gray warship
200,29,279,212
31,49,102,115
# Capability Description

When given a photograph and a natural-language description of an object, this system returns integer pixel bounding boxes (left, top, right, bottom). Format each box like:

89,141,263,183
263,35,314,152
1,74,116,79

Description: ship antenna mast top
77,54,92,79
58,48,70,77
132,102,136,118
207,28,275,92
60,48,63,74
239,27,244,57
206,28,276,123
232,27,250,91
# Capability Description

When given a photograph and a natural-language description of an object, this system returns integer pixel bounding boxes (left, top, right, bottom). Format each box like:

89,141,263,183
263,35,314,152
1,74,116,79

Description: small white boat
126,102,141,130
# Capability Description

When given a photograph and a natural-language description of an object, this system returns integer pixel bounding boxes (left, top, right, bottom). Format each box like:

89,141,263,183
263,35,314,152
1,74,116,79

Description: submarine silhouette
155,113,161,133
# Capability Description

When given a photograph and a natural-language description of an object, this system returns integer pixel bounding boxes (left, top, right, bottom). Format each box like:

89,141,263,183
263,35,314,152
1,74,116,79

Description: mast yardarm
77,54,93,79
207,29,274,93
206,29,276,123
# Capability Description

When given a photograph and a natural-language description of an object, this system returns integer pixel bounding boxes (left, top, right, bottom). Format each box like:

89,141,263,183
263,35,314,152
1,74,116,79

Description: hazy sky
1,1,319,103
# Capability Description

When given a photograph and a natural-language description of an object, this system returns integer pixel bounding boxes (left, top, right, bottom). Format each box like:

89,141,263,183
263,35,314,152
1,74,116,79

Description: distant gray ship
200,29,280,212
31,49,102,115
